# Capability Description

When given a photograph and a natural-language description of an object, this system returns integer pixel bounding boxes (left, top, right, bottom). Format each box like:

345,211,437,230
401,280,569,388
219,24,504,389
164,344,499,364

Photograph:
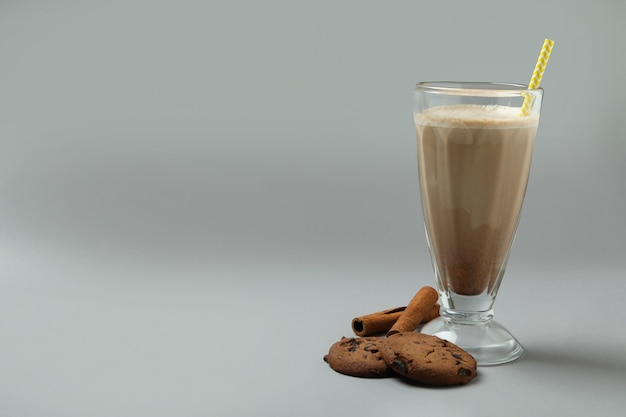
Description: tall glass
414,82,542,365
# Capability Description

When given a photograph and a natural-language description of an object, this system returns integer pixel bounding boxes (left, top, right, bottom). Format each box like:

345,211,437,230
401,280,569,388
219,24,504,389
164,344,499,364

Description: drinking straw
520,38,555,116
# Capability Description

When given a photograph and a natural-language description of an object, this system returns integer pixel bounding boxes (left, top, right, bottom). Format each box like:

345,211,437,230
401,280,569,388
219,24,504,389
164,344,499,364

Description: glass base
421,316,525,366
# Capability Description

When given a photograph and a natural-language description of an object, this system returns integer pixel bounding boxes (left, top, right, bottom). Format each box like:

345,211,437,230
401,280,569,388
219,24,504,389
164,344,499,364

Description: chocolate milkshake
413,81,544,365
415,104,538,298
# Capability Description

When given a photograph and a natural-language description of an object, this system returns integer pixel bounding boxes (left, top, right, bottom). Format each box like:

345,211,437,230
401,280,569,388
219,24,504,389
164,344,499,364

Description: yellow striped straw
520,38,555,116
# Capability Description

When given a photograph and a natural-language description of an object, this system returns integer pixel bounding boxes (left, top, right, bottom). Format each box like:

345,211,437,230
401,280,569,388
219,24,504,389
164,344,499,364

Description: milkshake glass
414,82,542,365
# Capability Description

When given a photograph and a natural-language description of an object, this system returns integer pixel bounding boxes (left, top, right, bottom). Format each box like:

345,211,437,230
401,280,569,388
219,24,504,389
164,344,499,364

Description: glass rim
415,81,543,97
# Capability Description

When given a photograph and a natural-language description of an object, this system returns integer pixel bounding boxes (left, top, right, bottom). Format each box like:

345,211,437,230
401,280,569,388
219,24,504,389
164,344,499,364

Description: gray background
1,0,625,416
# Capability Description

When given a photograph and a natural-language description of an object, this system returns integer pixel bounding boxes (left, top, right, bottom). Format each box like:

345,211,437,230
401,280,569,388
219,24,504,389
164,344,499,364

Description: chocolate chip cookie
324,337,391,378
381,332,477,385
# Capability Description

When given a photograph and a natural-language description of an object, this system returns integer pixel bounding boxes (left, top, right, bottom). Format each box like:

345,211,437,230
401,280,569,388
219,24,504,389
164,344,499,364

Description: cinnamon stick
351,300,440,337
387,286,439,336
352,306,406,337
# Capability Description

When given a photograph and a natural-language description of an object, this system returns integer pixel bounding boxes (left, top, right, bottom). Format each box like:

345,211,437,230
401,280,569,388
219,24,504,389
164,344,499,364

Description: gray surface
1,0,625,416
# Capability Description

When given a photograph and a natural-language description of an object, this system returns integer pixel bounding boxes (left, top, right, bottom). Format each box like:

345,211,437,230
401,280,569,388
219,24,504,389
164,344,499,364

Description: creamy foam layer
414,104,539,129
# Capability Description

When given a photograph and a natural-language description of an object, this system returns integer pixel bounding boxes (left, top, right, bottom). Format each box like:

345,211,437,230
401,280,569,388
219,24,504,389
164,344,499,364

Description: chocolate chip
452,353,462,359
392,358,408,375
363,344,379,353
459,368,473,377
